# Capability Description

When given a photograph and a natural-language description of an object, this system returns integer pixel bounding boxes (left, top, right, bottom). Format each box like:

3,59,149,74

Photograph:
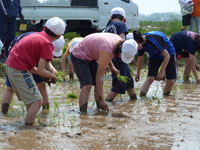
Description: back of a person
72,33,121,61
170,31,194,45
146,31,175,56
6,31,53,70
170,31,197,54
192,0,200,16
104,21,128,35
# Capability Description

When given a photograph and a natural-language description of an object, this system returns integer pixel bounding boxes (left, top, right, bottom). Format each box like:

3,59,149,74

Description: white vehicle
17,0,139,36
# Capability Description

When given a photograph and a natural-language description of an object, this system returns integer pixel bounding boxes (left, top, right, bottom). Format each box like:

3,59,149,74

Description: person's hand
51,73,58,84
135,73,140,82
43,77,51,86
156,70,165,81
50,77,57,84
97,100,109,112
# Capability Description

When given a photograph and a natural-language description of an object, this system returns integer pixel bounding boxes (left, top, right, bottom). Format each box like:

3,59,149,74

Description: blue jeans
189,17,200,34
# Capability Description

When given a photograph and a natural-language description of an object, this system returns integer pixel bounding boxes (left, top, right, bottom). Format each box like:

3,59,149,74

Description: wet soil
0,74,200,150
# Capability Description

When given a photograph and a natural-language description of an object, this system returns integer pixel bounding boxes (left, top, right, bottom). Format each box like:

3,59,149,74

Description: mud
0,74,200,150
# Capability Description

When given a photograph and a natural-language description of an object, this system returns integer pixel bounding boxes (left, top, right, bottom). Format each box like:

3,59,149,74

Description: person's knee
147,77,155,84
82,85,92,91
37,99,43,106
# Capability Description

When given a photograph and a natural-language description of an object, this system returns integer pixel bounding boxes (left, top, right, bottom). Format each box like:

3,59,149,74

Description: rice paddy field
0,20,200,150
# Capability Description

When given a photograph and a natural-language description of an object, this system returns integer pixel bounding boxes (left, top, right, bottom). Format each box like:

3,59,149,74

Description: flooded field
0,71,200,150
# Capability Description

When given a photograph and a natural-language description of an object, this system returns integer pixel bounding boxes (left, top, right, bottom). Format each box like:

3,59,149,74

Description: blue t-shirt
170,31,197,55
104,21,128,35
139,31,175,60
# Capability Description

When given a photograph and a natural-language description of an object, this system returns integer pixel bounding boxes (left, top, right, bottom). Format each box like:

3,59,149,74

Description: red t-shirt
6,31,53,70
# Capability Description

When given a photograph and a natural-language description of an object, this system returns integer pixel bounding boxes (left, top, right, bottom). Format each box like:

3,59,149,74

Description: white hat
111,7,126,18
45,17,66,35
126,32,134,40
69,38,82,52
121,39,138,64
53,35,65,57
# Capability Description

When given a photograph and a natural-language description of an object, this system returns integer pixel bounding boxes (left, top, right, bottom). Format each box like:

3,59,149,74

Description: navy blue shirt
104,21,128,35
138,31,175,60
170,31,198,55
0,0,22,18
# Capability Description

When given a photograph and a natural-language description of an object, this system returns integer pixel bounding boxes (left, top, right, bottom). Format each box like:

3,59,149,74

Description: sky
133,0,181,15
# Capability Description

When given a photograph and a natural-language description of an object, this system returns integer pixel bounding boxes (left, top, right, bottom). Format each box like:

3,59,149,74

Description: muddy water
0,75,200,150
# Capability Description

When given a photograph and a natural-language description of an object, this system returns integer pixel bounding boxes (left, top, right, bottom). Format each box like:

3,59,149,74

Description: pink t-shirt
6,31,53,70
72,33,121,68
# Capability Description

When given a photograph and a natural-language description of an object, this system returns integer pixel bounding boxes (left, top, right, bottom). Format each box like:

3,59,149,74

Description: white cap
111,7,126,18
69,38,82,52
121,39,138,64
45,17,66,35
53,35,65,57
126,32,134,40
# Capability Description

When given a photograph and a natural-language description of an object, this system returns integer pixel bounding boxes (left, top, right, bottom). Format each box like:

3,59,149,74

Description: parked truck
17,0,139,36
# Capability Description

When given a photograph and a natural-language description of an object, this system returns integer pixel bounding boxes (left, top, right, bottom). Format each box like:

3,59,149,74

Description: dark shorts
111,57,134,94
171,40,189,58
148,54,177,80
182,14,192,26
71,54,98,88
6,73,43,87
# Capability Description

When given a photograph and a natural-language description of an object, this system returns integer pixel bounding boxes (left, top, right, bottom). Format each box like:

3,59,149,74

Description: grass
138,19,182,37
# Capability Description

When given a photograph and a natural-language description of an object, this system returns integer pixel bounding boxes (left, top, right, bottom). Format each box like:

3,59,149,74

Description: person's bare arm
108,60,119,75
189,53,200,82
36,58,57,79
61,55,68,72
46,61,58,74
135,55,144,82
156,50,170,80
95,65,108,111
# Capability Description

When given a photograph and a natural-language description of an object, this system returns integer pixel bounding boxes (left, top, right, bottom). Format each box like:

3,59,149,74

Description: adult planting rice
71,32,138,113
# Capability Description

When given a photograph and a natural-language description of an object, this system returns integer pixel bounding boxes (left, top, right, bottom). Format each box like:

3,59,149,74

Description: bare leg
163,80,175,96
183,58,191,80
68,59,74,81
37,82,49,110
25,100,43,125
105,91,118,102
79,85,92,113
140,77,155,97
1,87,14,114
127,88,137,100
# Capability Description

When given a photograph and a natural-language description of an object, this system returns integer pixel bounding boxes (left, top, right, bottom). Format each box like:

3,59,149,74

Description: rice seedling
69,115,76,128
67,92,78,99
37,112,41,125
17,110,20,119
20,103,25,119
116,75,130,84
56,71,65,82
54,101,59,112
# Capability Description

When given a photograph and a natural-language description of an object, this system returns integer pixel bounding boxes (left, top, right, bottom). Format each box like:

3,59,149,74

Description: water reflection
0,76,200,150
